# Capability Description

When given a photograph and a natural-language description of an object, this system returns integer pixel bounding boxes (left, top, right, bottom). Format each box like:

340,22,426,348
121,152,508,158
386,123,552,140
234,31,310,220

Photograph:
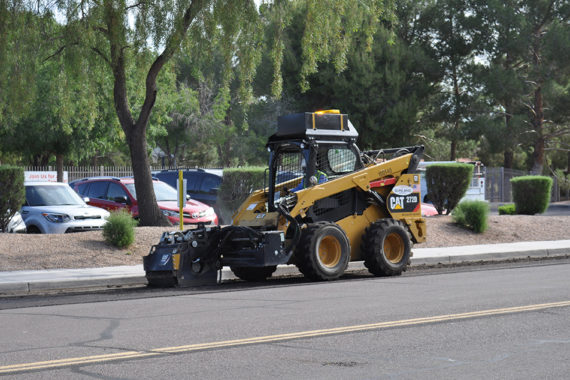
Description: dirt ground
0,214,568,271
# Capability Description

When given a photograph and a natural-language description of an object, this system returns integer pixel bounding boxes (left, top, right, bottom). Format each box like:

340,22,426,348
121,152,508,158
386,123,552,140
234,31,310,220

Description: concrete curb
1,240,569,296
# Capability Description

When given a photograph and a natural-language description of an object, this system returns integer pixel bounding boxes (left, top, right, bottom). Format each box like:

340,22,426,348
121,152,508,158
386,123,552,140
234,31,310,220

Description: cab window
326,147,358,174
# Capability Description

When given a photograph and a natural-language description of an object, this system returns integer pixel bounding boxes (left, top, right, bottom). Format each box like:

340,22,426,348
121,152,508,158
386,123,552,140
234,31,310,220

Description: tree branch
536,0,555,31
126,2,143,10
137,0,210,129
91,47,111,67
43,43,78,62
544,127,570,140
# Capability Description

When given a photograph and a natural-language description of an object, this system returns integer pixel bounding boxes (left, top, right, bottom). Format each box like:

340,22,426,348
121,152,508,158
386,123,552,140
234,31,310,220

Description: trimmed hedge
498,204,516,215
0,166,25,232
425,163,473,215
511,176,552,215
218,167,266,222
452,200,489,233
103,210,138,248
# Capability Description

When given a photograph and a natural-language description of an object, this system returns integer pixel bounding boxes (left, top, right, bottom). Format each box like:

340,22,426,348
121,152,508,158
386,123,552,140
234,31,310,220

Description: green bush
498,204,516,215
0,166,25,232
103,211,138,248
511,176,552,215
218,167,266,222
425,163,473,215
452,200,489,233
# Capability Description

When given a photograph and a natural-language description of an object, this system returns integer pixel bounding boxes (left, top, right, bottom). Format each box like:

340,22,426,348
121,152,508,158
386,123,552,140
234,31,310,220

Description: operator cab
267,110,364,212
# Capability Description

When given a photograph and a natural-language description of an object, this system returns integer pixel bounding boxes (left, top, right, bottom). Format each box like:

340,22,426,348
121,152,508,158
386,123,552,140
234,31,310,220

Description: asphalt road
1,261,569,379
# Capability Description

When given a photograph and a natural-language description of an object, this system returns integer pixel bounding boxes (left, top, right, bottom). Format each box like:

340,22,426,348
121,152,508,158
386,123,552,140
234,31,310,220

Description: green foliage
498,204,516,215
0,165,25,232
511,176,553,215
218,167,266,222
103,211,138,248
278,2,439,150
452,200,489,233
426,163,473,215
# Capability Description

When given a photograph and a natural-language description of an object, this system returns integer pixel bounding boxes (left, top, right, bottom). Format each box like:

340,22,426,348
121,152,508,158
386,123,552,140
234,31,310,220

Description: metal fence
25,166,222,183
25,165,562,202
486,167,559,203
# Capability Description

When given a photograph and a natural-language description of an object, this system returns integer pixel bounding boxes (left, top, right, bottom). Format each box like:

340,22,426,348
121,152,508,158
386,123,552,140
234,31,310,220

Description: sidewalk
1,240,569,295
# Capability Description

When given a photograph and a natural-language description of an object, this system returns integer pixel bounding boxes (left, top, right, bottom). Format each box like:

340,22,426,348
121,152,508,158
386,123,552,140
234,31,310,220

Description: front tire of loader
295,222,350,281
230,266,277,282
362,219,412,276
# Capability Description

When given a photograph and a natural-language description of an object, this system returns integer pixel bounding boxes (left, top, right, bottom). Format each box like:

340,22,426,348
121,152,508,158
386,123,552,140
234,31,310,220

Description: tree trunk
531,86,544,175
128,125,171,226
40,154,50,167
503,98,514,169
504,149,514,169
450,137,457,161
56,153,64,182
450,59,460,163
104,0,207,226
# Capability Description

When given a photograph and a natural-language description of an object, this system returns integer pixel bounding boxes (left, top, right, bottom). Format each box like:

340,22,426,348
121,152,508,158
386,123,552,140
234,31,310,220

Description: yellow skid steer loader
143,110,426,286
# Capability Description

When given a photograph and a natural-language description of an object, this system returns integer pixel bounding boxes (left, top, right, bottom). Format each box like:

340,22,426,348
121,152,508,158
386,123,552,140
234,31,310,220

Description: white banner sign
24,171,69,183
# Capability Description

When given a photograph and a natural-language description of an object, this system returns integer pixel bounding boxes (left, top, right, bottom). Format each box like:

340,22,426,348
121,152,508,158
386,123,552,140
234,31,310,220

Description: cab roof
268,110,359,145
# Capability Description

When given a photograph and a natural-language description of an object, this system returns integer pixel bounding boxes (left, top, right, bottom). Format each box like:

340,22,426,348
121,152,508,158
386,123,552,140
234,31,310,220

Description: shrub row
511,176,552,215
452,200,489,233
103,210,138,248
0,166,25,232
498,204,516,215
425,163,473,215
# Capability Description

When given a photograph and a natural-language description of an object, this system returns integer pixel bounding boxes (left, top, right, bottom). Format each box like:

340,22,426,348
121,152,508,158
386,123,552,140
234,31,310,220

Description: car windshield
125,181,179,202
26,185,85,206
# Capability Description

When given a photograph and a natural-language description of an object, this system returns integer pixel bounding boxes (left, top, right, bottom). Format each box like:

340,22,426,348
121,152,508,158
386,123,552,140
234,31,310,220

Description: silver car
6,211,26,233
21,182,110,234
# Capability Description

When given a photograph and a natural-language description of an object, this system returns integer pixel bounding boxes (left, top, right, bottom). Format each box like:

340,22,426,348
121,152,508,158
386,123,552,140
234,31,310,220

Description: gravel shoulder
0,214,568,271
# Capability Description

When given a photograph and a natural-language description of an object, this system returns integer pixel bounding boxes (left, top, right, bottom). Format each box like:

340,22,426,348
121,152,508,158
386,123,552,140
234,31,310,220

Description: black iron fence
486,167,559,203
24,166,222,183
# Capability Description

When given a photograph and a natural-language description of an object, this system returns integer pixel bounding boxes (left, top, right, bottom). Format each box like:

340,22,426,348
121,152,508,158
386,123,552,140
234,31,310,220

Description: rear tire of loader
230,266,277,282
362,219,412,276
295,222,350,281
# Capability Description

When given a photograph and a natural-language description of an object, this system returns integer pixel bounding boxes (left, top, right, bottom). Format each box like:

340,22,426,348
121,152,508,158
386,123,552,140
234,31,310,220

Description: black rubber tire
230,266,277,282
295,222,350,281
362,218,412,276
26,225,41,234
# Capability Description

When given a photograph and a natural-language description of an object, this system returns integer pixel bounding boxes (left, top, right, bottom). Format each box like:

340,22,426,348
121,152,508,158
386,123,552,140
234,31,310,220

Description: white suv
21,182,110,234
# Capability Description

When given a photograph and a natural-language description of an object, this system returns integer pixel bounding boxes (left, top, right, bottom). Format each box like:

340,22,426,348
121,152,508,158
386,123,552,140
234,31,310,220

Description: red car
70,177,218,225
421,202,440,217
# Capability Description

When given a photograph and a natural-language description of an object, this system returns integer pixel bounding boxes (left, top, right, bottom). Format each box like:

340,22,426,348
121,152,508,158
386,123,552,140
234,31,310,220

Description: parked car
69,177,218,225
421,202,439,217
152,169,222,207
21,182,110,234
7,211,27,233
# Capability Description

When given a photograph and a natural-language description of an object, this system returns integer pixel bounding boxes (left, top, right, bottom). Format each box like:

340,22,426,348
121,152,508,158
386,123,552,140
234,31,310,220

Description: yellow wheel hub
318,236,341,268
384,232,404,263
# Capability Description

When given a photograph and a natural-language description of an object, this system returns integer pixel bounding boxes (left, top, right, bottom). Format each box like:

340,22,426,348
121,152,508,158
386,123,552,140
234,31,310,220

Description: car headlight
194,207,215,218
162,209,179,217
42,213,71,223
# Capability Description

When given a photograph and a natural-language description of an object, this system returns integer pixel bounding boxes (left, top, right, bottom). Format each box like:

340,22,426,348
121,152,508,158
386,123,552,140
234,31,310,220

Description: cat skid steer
143,110,426,287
